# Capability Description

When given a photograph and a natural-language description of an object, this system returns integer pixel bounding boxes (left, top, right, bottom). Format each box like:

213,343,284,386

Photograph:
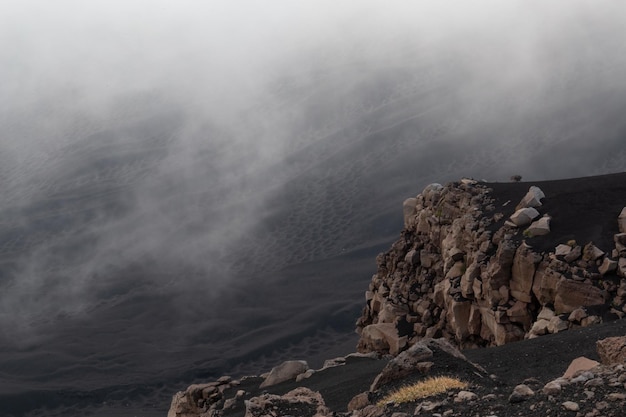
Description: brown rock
460,262,480,298
357,323,407,355
532,263,561,306
468,304,482,336
347,392,371,411
507,300,531,329
564,246,582,263
618,258,626,278
355,405,384,417
583,242,605,262
598,257,618,275
450,300,472,341
596,336,626,365
554,277,605,314
619,207,626,234
526,215,551,236
555,244,572,258
547,316,569,333
510,244,541,303
568,307,588,323
614,233,626,257
563,357,600,378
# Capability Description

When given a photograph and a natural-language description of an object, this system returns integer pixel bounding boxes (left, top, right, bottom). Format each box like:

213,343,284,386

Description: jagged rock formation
356,179,626,354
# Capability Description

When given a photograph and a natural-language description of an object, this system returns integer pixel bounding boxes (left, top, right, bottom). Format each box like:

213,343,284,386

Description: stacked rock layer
356,179,626,354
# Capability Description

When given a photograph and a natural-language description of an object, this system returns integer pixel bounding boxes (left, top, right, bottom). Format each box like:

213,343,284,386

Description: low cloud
1,0,626,344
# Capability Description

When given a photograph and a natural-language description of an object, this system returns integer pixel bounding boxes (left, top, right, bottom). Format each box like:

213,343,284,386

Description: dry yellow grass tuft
377,376,468,406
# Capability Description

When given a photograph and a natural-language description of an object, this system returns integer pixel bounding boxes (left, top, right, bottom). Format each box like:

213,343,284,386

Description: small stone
583,390,595,399
562,401,579,411
543,380,562,396
509,384,534,403
217,375,232,384
571,371,595,384
584,378,604,387
606,392,626,401
222,398,236,410
347,392,370,411
415,400,441,413
455,390,478,402
595,400,609,410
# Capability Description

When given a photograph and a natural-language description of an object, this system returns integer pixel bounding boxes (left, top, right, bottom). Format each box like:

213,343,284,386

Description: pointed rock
619,207,626,234
563,357,599,378
526,215,551,236
516,186,545,210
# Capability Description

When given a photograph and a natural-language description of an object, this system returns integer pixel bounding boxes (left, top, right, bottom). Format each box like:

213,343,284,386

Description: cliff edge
356,173,626,354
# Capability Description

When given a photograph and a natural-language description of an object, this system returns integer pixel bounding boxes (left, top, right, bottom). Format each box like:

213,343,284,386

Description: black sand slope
3,172,625,417
485,171,626,253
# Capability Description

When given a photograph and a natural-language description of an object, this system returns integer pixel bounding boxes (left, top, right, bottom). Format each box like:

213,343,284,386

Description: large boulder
554,278,606,314
259,360,309,388
369,338,472,391
357,323,407,355
510,243,541,303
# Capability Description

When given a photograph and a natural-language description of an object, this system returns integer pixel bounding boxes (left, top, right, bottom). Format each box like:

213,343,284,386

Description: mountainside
167,172,626,417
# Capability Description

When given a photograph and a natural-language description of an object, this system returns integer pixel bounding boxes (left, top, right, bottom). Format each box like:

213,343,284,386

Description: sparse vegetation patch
377,376,468,406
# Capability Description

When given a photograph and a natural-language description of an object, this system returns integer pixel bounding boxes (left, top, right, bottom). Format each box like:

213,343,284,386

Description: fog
1,0,626,413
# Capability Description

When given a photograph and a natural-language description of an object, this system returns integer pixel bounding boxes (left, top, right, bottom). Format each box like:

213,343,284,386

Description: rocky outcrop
168,376,239,417
369,338,482,391
244,387,330,417
356,180,626,354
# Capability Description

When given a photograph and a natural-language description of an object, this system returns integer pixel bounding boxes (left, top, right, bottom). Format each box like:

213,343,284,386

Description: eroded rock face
356,179,626,356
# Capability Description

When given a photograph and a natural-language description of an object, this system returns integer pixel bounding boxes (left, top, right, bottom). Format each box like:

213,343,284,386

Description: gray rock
509,384,534,403
516,186,545,210
562,401,579,411
259,360,309,388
